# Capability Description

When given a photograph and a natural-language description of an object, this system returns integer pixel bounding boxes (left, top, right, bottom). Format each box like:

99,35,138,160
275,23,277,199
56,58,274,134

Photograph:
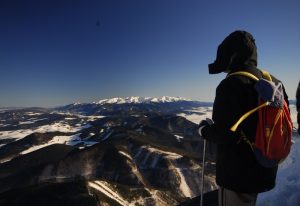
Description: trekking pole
200,139,207,206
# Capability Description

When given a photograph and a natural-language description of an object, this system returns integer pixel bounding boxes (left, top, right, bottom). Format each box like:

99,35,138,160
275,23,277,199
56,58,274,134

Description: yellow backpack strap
226,69,271,132
260,69,272,81
227,71,259,81
227,69,272,82
230,101,269,132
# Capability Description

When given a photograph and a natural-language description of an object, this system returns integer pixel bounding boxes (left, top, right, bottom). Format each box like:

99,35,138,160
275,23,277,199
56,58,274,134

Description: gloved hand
198,118,214,137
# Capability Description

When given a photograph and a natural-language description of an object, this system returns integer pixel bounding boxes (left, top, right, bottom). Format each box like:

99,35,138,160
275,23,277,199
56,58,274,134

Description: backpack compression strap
226,69,272,132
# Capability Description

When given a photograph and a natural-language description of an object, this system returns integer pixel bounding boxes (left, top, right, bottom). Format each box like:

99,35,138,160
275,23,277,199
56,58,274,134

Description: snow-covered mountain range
96,96,191,105
57,96,212,117
0,97,217,205
0,97,298,206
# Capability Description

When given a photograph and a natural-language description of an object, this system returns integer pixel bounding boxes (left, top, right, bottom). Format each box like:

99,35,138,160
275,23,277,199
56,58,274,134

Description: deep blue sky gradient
0,0,299,107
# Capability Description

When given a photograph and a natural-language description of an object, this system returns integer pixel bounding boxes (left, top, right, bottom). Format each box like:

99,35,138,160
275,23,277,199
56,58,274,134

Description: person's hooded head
208,30,257,74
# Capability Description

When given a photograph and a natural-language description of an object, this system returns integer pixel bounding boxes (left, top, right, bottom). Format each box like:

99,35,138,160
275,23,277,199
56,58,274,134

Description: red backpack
228,69,293,168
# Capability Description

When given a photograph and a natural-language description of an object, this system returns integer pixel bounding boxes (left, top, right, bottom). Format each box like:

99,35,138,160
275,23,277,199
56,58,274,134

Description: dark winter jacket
202,31,289,193
297,81,300,134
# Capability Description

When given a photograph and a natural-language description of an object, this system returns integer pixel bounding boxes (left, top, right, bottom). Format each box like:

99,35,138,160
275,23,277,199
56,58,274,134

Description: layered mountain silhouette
0,97,217,205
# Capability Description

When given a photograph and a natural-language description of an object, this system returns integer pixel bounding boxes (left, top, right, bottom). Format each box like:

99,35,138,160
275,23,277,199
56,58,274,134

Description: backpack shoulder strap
227,68,272,82
260,69,272,81
226,69,271,132
227,71,259,81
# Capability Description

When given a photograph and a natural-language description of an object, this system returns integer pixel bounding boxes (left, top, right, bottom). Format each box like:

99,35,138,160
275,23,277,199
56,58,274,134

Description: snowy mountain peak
96,96,190,105
73,102,82,106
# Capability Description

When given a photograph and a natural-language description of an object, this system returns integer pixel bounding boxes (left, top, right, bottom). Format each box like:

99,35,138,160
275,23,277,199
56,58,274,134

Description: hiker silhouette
198,30,291,206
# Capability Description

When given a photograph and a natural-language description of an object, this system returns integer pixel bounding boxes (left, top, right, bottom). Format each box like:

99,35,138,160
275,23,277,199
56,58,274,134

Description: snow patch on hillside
0,129,34,141
20,135,78,154
0,123,92,143
20,133,98,154
25,112,43,116
146,146,183,160
88,180,130,206
174,166,193,197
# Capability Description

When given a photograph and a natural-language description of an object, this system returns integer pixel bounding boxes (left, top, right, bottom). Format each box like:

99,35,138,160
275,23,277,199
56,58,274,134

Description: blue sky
0,0,299,107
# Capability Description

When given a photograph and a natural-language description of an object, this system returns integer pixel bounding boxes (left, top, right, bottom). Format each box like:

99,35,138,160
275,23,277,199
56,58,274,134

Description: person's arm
201,78,243,144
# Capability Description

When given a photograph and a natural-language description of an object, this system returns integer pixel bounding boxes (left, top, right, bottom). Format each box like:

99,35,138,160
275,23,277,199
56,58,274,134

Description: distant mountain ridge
72,96,194,106
58,96,213,116
97,96,191,104
61,97,296,108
